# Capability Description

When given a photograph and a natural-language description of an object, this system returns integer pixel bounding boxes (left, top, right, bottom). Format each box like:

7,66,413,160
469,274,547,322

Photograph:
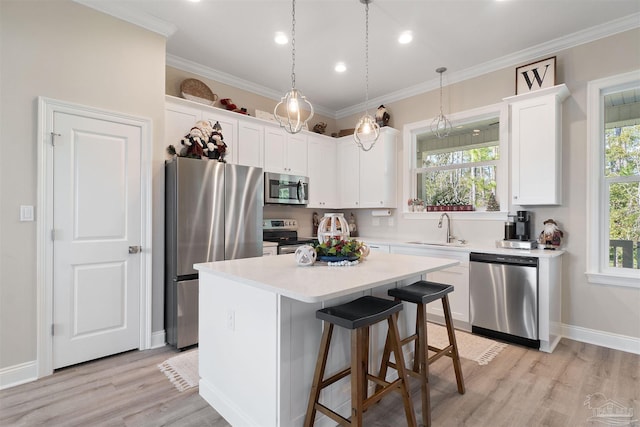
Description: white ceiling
77,0,640,118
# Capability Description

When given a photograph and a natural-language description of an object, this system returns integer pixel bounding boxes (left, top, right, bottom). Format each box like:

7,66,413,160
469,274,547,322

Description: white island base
195,252,458,427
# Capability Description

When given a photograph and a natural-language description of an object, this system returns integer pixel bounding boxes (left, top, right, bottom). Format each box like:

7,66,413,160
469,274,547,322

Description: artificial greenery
312,238,364,258
486,193,500,211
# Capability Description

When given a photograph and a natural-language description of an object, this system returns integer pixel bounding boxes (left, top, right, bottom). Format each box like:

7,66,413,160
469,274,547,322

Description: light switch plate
20,205,34,222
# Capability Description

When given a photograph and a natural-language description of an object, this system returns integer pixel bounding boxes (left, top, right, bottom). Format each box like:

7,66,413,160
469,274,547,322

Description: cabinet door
264,127,286,173
286,133,308,176
307,136,337,208
508,85,568,205
336,138,360,208
201,111,238,164
359,129,397,208
165,103,202,154
237,121,264,168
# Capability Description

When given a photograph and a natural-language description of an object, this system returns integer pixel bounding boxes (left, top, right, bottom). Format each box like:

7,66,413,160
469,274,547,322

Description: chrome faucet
438,212,454,243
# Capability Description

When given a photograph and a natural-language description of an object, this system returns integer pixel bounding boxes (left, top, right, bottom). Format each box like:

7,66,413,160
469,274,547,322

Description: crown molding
166,54,335,118
335,12,640,119
73,0,177,37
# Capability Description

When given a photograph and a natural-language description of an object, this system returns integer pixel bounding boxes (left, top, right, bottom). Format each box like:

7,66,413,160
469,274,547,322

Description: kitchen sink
406,240,468,247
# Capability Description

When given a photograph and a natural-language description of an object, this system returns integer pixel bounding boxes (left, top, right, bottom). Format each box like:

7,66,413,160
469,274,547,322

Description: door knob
128,245,141,254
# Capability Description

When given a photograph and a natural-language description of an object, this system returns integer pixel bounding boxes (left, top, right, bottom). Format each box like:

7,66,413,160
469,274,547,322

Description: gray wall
0,1,166,370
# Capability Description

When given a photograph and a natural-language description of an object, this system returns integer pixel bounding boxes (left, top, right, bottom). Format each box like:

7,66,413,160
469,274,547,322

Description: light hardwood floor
1,339,638,427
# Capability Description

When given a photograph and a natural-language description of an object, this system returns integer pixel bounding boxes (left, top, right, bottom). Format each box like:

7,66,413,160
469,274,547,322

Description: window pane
416,165,497,209
608,181,639,269
421,145,499,168
604,124,640,178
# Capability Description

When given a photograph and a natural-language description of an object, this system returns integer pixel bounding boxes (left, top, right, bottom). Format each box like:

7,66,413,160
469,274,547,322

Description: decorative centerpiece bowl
311,238,368,262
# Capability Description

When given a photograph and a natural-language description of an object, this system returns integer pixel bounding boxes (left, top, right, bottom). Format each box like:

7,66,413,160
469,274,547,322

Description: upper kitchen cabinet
336,127,398,208
505,84,570,205
307,135,338,208
264,127,308,176
236,121,264,168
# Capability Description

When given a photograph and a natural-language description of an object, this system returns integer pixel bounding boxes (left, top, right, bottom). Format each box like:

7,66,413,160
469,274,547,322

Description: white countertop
358,236,565,258
194,251,458,303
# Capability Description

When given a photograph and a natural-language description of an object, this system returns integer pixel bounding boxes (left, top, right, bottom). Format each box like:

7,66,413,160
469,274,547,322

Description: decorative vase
295,244,317,266
317,213,350,243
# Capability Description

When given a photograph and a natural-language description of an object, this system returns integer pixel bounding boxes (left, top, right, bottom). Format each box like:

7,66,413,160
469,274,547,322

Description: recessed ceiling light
274,32,288,45
187,0,200,2
398,31,413,44
334,62,347,73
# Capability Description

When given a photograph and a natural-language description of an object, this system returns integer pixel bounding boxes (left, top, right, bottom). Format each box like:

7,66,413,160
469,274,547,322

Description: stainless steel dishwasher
469,252,539,348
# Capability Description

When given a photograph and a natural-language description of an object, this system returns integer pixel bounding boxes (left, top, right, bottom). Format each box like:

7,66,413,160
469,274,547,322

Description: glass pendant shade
430,66,452,138
274,0,313,134
353,0,379,151
354,113,380,152
274,88,314,134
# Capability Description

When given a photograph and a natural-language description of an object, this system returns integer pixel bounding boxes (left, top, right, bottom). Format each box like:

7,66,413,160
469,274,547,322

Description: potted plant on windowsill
426,185,474,211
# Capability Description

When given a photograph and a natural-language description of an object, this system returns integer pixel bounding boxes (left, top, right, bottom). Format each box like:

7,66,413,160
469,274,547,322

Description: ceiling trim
74,1,639,120
73,0,178,37
336,12,640,119
166,54,335,118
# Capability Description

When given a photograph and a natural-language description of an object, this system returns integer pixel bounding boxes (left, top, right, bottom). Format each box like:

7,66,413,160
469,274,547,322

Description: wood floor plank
1,339,638,427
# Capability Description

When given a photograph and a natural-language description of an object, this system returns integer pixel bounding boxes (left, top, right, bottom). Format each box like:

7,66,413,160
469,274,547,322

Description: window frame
402,102,509,220
586,70,640,288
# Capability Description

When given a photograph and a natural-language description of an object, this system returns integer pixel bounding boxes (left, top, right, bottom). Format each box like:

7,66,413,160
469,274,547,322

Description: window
587,70,640,287
403,103,508,214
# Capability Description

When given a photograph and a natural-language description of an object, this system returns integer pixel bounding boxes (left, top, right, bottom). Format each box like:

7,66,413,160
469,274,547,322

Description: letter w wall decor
515,56,556,94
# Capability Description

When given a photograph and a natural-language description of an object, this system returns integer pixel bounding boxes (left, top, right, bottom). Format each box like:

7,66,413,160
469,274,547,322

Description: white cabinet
307,135,337,208
264,127,308,176
336,127,398,209
166,96,272,168
237,121,263,168
505,84,569,205
262,242,278,256
337,137,361,208
389,246,469,323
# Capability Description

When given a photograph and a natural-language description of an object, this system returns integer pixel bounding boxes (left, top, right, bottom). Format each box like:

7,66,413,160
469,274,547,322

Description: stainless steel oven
264,172,309,205
263,219,315,255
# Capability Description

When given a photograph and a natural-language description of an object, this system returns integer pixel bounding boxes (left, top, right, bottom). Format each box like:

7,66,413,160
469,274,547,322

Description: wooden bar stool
379,281,465,427
304,295,417,427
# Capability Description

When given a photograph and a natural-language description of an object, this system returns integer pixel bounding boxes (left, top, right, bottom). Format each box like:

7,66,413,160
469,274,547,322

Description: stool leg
304,323,334,427
378,332,392,386
442,295,465,395
350,327,366,427
362,327,370,400
416,303,431,427
388,312,417,427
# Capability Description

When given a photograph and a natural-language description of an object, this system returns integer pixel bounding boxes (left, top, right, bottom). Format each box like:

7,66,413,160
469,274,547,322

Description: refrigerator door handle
128,245,142,254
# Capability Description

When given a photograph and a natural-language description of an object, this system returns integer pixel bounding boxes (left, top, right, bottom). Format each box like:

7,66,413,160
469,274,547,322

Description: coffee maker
498,210,537,249
515,210,531,241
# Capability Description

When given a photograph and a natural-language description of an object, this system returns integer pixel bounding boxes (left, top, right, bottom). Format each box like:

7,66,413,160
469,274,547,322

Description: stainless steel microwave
264,172,309,205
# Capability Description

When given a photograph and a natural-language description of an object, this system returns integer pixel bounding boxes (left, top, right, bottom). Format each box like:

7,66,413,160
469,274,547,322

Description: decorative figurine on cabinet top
537,218,564,249
375,105,390,127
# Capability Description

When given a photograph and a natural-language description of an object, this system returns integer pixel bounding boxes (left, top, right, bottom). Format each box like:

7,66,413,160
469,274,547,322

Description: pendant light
274,0,314,134
430,67,452,139
353,0,380,152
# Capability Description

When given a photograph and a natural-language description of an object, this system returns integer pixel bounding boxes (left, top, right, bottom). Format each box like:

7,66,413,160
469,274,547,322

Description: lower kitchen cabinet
390,246,470,324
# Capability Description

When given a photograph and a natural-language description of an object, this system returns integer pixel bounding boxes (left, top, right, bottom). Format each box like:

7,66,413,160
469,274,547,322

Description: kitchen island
194,251,458,427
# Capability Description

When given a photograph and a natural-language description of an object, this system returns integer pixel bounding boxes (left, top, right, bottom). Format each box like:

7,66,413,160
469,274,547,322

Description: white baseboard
561,324,640,355
150,330,166,349
0,360,38,390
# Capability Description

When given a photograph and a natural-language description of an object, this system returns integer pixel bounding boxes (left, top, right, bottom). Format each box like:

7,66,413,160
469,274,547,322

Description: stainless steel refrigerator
165,157,263,348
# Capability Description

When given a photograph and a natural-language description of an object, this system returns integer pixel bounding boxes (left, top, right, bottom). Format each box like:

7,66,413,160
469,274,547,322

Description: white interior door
52,111,142,369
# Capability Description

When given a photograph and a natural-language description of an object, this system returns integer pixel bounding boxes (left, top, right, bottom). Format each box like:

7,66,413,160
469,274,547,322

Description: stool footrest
319,367,350,390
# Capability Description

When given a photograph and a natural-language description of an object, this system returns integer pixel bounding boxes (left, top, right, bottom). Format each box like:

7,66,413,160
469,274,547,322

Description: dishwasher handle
470,252,538,267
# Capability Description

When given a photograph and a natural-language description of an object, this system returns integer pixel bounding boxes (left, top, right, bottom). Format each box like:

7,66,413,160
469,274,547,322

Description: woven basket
180,79,218,105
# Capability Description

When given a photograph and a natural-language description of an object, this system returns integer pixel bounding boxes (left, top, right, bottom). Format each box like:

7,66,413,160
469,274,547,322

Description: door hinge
51,324,54,336
51,229,57,241
50,132,61,146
